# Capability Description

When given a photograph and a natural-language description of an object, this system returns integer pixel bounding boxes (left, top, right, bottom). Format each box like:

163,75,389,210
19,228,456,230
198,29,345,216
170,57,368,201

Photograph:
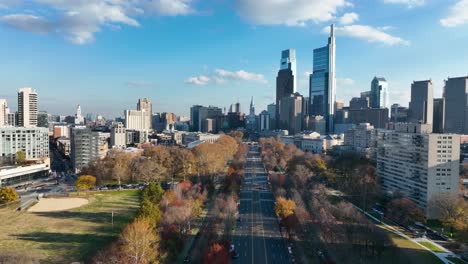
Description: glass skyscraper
276,49,297,128
309,25,336,134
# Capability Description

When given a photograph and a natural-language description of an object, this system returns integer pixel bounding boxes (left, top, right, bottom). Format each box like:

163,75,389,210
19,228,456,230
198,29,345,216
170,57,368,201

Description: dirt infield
28,198,89,212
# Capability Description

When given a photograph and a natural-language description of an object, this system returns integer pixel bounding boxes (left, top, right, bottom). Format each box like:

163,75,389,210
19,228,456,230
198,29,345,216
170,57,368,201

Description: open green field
383,231,444,264
0,190,140,263
419,241,447,253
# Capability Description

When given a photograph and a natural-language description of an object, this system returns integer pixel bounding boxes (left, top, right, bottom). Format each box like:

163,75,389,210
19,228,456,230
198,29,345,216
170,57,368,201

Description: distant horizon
1,1,468,117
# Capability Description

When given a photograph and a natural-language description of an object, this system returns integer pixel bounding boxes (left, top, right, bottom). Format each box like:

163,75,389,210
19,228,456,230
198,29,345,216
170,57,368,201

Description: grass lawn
380,231,444,264
0,190,140,263
419,241,447,253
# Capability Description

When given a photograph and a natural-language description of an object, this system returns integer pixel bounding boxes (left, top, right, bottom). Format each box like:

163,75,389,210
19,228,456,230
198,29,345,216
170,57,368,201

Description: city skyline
1,1,468,117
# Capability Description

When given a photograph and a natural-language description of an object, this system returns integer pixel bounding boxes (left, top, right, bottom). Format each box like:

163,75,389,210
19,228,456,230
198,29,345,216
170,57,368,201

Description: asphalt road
232,144,290,264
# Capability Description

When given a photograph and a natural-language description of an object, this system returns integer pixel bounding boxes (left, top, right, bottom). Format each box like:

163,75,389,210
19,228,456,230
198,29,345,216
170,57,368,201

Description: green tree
0,187,19,204
142,181,164,204
138,199,161,227
75,175,97,191
15,150,26,165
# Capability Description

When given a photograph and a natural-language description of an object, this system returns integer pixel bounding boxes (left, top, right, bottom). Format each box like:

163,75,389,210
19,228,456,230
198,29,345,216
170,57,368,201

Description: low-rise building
0,162,50,187
182,132,221,146
280,132,343,153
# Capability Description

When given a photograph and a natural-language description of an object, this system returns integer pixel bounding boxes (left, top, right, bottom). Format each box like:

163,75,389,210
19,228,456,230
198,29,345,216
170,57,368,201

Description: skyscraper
0,99,7,127
409,80,433,125
190,105,203,132
75,105,84,125
279,93,303,135
433,98,445,133
309,24,336,134
18,87,38,128
444,76,468,134
276,49,297,128
137,98,152,130
370,77,389,109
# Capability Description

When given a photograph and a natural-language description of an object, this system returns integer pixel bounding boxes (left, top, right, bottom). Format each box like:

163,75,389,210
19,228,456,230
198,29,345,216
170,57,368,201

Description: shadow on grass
14,231,116,263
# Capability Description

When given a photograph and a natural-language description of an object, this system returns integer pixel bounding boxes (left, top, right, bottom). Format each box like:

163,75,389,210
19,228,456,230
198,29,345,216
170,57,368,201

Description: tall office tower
110,122,126,149
259,110,270,131
391,104,409,123
0,99,7,127
17,87,38,128
124,110,148,130
230,102,241,113
309,24,336,134
444,76,468,134
370,77,389,109
409,80,433,125
0,127,49,164
276,49,297,128
190,105,203,132
279,93,303,135
375,123,460,218
267,103,276,130
71,127,99,173
137,98,152,130
198,106,222,132
433,98,445,133
302,97,310,117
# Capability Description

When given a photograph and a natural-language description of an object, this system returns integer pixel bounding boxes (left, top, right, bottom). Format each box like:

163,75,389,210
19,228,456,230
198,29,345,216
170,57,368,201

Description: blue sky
1,0,468,118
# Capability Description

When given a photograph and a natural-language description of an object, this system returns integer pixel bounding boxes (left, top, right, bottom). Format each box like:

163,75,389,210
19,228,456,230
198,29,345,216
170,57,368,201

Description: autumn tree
75,175,96,191
387,198,425,226
0,187,19,204
275,197,296,219
202,242,230,264
429,194,468,232
170,147,196,181
15,150,26,165
121,219,159,264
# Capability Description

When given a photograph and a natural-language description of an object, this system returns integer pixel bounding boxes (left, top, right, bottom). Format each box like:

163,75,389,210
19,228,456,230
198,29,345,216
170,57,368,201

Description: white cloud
440,0,468,27
0,0,196,44
234,0,351,26
185,75,211,86
338,12,359,25
215,69,267,83
327,24,410,46
383,0,425,8
185,69,268,86
337,77,355,85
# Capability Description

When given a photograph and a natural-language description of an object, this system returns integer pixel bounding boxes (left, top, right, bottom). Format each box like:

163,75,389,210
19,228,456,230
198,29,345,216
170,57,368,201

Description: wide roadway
232,144,290,264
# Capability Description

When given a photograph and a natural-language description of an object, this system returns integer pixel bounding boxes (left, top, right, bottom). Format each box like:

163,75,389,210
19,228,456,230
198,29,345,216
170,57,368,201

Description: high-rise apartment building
309,25,336,134
198,106,222,132
409,80,433,125
0,127,49,164
276,49,297,128
137,98,152,130
375,123,460,218
344,123,374,157
70,127,99,172
259,110,270,131
18,87,38,128
433,98,445,133
444,76,468,134
110,122,126,149
370,77,389,109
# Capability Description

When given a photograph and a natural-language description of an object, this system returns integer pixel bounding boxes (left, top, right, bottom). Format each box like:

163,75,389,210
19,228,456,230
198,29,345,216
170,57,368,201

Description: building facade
409,80,433,125
444,76,468,134
110,122,126,149
279,93,303,135
343,123,374,157
375,123,460,218
309,25,336,134
137,98,152,130
370,77,389,109
17,87,38,128
276,49,297,128
125,110,149,131
433,98,445,133
0,127,49,164
70,128,99,172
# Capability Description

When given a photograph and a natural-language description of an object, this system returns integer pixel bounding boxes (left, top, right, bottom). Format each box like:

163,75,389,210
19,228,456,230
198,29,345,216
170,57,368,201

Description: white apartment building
125,109,149,131
375,123,460,218
110,122,126,149
344,123,374,157
18,87,38,128
0,99,8,127
0,127,49,164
